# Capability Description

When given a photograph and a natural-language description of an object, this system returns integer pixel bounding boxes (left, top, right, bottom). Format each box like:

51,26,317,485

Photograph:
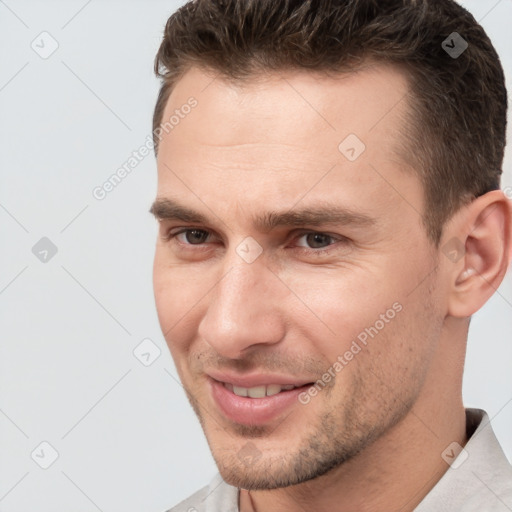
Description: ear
444,190,512,318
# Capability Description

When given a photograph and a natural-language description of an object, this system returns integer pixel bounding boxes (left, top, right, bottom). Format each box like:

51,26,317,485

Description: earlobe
446,190,512,318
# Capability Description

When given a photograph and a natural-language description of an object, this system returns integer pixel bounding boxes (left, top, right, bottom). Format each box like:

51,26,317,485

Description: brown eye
308,233,333,248
179,229,210,244
297,233,336,249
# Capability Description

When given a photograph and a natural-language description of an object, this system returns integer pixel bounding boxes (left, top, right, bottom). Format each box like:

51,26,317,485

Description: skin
151,64,512,512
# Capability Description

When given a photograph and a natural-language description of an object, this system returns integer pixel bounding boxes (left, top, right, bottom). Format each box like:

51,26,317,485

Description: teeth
248,386,266,398
233,385,248,397
265,384,282,396
226,383,301,398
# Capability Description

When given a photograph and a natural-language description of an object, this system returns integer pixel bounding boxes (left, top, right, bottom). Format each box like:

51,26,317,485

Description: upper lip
207,370,314,388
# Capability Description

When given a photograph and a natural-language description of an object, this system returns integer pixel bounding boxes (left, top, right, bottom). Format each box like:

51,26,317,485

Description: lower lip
210,379,312,426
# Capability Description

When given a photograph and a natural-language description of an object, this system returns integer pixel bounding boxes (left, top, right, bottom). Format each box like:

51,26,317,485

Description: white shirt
166,409,512,511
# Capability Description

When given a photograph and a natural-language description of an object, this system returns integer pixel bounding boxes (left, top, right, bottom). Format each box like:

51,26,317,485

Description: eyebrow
150,198,376,231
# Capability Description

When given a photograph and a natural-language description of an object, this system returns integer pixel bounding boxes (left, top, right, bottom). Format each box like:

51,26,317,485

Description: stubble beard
183,368,418,491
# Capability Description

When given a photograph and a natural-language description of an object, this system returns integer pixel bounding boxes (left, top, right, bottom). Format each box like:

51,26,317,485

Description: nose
197,251,286,359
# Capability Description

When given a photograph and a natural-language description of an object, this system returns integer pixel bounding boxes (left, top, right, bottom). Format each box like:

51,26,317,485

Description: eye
170,228,212,245
295,232,338,250
176,229,211,244
163,227,348,259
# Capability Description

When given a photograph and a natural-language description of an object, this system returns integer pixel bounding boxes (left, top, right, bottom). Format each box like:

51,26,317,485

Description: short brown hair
152,0,507,244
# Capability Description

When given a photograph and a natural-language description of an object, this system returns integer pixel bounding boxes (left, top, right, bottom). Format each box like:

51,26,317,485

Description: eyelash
163,228,346,255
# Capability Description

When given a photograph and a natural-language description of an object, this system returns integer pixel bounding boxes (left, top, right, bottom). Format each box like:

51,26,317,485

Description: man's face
152,64,444,489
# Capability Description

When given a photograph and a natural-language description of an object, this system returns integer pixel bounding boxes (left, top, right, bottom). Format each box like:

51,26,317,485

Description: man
150,0,512,510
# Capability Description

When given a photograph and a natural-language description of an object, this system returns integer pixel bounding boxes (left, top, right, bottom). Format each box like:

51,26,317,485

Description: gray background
0,1,511,510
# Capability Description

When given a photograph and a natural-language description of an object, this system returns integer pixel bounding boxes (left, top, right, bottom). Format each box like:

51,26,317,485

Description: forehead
159,62,411,156
155,64,422,231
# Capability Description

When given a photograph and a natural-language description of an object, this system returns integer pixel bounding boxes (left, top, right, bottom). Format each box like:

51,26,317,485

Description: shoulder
461,409,512,510
416,408,512,511
163,474,239,512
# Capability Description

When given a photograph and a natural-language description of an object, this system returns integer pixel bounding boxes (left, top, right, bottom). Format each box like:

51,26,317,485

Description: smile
209,377,314,425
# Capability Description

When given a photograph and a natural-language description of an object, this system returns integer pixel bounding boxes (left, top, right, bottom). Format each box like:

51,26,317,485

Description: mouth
209,377,314,426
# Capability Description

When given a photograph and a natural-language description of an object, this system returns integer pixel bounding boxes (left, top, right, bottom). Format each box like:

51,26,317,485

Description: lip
208,374,314,426
206,370,313,389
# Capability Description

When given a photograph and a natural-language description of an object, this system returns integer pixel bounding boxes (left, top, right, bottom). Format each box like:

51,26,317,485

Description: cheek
152,253,206,348
311,305,430,427
280,267,401,354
